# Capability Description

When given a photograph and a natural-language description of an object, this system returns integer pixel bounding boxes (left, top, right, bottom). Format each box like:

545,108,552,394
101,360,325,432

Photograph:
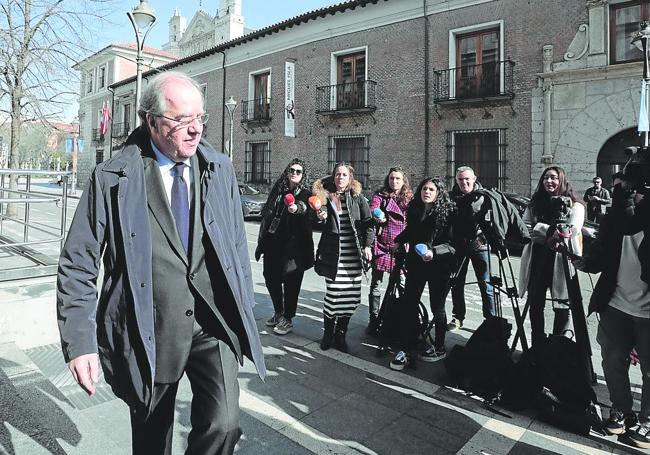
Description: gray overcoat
57,131,266,413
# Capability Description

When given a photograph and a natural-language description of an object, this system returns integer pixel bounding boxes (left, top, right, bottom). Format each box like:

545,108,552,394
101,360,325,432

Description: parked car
239,183,267,219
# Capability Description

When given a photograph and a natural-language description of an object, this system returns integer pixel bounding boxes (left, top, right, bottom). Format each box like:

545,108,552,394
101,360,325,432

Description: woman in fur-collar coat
312,163,374,353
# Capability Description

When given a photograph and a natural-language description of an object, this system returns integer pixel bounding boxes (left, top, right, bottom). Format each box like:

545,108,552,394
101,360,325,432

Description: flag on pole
639,80,649,133
99,100,112,135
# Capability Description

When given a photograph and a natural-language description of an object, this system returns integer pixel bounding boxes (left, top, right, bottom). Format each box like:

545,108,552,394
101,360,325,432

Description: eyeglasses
288,168,303,175
543,175,559,181
154,113,209,126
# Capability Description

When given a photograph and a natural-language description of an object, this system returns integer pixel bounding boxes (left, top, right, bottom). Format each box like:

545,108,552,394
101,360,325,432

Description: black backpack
444,317,513,399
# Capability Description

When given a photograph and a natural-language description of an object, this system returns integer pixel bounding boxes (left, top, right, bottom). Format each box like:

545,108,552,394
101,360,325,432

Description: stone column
587,0,607,67
541,80,554,164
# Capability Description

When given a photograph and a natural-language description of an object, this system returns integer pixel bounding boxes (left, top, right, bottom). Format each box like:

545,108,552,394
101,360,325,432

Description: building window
86,69,94,94
610,1,647,64
200,83,208,105
244,141,271,184
96,149,104,164
245,70,271,122
328,135,370,187
446,129,506,190
98,66,106,89
336,51,366,109
455,28,500,99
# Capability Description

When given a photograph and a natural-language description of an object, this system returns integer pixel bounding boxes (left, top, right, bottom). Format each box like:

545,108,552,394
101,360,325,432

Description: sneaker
273,317,293,335
605,411,636,435
447,318,462,331
419,346,446,362
265,313,282,327
390,351,410,371
621,423,650,449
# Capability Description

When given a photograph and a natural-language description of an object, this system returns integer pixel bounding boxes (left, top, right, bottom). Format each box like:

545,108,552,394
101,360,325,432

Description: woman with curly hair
519,166,584,350
255,159,314,335
390,177,457,370
312,163,373,352
367,167,413,335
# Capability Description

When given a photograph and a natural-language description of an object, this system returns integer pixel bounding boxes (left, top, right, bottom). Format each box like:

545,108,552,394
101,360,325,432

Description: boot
320,316,335,351
366,294,381,336
335,316,350,353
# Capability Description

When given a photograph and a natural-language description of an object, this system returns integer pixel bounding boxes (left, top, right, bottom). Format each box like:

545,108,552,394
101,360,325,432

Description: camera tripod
511,226,595,384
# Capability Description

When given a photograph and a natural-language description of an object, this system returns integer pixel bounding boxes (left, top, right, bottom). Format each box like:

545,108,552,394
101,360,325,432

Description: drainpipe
108,86,115,158
423,0,431,176
219,50,227,153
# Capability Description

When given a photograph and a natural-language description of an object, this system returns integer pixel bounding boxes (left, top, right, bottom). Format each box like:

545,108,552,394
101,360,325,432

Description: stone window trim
448,20,505,99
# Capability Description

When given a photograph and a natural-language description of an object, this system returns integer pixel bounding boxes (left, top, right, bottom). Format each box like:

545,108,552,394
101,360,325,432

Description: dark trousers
131,324,241,455
597,306,650,423
263,257,304,320
450,249,496,321
526,245,570,348
399,264,449,351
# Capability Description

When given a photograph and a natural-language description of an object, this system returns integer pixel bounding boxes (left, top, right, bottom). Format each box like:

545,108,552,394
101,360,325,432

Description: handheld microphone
415,243,429,257
371,207,386,223
284,193,295,206
308,195,323,212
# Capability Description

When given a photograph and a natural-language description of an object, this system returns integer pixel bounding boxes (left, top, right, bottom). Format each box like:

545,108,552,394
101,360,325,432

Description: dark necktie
171,162,189,253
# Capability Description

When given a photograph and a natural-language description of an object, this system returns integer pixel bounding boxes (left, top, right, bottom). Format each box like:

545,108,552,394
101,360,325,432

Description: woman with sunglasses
312,163,373,352
519,166,584,351
390,177,456,370
255,159,314,335
367,167,413,335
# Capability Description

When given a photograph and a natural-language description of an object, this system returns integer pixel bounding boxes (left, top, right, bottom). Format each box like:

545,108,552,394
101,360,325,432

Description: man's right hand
68,353,100,397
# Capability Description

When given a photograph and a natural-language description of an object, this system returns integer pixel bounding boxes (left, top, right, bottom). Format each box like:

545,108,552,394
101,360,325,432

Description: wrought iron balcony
316,80,377,114
111,122,130,139
241,99,272,123
91,128,104,144
433,60,515,103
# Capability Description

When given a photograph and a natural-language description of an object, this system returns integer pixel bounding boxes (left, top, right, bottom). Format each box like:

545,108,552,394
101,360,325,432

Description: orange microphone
308,195,324,214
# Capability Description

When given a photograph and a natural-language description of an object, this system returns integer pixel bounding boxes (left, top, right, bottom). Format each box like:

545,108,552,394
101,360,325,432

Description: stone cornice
538,61,642,85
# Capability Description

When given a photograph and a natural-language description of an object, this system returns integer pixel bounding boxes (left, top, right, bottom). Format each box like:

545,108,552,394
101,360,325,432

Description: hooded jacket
311,176,374,280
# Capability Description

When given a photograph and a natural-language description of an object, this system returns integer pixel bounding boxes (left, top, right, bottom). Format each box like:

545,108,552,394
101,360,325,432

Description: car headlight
243,201,262,209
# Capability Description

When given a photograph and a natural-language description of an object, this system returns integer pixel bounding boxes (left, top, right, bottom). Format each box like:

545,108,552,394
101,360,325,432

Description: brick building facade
78,0,643,197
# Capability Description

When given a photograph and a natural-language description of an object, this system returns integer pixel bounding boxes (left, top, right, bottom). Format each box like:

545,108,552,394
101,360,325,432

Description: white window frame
329,46,368,110
97,65,106,90
246,68,271,120
448,20,504,99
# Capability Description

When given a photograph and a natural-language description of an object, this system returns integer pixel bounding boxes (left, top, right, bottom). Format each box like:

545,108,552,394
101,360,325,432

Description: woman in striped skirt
312,163,373,352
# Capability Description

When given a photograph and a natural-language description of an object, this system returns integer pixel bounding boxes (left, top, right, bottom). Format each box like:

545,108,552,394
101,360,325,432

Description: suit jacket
57,127,265,415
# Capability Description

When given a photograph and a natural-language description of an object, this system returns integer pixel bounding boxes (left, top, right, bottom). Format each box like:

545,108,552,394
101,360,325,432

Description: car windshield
239,184,260,195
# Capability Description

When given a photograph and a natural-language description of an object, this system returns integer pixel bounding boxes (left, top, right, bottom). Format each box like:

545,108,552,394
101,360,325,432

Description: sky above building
98,0,342,49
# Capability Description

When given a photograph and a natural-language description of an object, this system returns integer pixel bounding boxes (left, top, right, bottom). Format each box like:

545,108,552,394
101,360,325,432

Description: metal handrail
0,169,72,281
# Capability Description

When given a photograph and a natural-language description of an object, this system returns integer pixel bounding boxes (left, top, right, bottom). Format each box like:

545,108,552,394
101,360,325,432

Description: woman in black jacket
255,159,314,335
312,163,374,352
390,177,456,370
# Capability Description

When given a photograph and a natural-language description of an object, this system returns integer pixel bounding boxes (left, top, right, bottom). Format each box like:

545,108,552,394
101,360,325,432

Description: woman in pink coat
367,167,413,334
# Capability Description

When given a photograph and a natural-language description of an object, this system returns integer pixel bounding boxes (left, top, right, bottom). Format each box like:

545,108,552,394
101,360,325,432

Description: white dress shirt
150,141,193,206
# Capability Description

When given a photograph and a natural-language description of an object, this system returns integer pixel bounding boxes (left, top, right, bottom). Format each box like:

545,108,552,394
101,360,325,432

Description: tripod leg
496,249,530,352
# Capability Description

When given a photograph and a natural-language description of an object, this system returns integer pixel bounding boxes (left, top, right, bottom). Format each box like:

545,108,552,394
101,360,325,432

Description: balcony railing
241,99,272,123
91,128,104,144
316,80,377,114
111,122,130,138
433,60,515,103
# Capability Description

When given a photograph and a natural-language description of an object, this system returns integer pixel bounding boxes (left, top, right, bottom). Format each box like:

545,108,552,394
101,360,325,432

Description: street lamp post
632,21,650,147
225,96,238,160
127,0,157,127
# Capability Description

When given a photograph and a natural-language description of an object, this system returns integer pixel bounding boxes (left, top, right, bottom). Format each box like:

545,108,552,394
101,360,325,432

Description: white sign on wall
285,61,295,138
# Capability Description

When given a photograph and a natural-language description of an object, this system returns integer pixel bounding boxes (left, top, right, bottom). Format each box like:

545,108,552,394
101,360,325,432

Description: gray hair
455,166,476,177
137,71,204,128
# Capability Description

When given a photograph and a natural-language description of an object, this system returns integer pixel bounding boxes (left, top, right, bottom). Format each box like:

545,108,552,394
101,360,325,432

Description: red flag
99,100,112,135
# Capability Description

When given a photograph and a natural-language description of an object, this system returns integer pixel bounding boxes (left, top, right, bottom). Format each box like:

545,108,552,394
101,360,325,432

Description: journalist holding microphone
312,163,373,353
519,166,584,350
255,159,314,336
389,177,456,370
367,167,413,335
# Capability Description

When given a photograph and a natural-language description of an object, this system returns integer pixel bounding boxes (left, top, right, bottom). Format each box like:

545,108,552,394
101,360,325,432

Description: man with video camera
447,167,496,331
574,151,650,449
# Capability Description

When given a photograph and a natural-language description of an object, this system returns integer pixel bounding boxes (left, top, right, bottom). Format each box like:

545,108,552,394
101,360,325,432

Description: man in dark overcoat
57,71,265,454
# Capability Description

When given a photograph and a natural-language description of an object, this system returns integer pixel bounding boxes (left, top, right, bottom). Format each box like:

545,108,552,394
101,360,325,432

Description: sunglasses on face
288,168,303,175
